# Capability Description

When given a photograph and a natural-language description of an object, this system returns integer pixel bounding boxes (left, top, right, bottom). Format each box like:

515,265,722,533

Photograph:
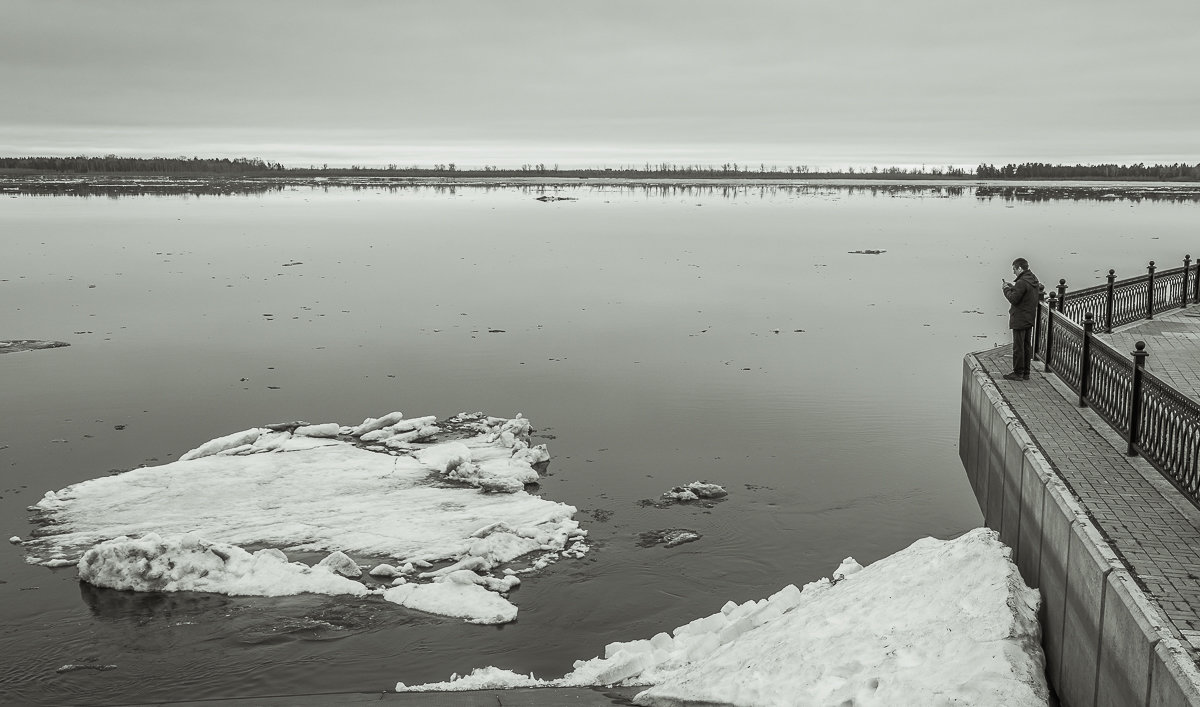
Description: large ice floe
25,412,585,624
396,527,1049,706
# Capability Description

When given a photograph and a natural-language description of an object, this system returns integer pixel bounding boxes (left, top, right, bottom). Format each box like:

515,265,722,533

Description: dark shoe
1022,373,1031,380
1002,372,1024,381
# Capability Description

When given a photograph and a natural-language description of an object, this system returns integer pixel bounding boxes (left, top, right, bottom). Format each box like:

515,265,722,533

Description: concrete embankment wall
960,355,1200,707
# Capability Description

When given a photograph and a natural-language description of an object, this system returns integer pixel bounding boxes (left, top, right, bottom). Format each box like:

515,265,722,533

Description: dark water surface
2,181,1197,704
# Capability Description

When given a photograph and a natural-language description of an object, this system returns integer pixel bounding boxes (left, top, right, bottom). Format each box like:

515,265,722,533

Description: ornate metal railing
1138,371,1200,500
1030,255,1200,508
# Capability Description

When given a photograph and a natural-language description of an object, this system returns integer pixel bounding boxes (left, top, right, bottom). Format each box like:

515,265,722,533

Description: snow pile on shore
396,528,1048,706
25,411,582,624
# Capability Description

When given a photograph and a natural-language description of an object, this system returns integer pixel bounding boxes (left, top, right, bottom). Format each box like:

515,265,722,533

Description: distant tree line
0,155,285,174
2,155,1199,181
976,162,1200,180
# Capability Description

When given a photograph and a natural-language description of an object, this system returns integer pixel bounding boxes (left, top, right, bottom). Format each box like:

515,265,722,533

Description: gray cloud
3,0,1198,166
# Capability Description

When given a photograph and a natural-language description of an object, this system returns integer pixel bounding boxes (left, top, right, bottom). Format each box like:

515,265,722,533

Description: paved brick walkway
1095,307,1200,402
976,343,1200,657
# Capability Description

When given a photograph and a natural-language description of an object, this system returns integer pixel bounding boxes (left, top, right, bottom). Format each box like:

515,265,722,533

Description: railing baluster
1128,341,1148,456
1033,287,1045,360
1045,294,1057,372
1079,313,1094,407
1057,279,1068,311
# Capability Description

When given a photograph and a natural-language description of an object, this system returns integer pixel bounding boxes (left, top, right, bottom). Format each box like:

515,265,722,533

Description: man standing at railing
1002,258,1042,381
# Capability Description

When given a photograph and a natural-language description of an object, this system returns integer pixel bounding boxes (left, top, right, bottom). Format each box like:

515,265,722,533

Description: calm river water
2,179,1198,704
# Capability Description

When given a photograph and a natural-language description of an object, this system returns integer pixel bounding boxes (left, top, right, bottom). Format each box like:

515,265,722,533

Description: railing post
1147,260,1156,320
1079,312,1094,407
1193,255,1200,303
1105,269,1116,332
1057,279,1068,312
1044,292,1057,372
1184,255,1192,308
1032,286,1046,360
1128,341,1149,456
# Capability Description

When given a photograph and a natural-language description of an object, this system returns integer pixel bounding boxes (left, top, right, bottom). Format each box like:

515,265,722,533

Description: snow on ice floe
24,411,583,624
396,528,1049,707
79,533,371,597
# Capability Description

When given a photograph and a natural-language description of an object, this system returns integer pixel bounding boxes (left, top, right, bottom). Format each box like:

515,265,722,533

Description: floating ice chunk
249,431,292,452
562,539,590,558
257,547,289,563
391,415,438,433
351,411,405,437
478,477,524,494
369,563,399,577
512,443,550,465
9,536,21,544
294,423,340,438
833,556,863,581
77,533,370,597
397,667,546,692
663,481,727,502
399,529,1048,706
34,490,66,511
25,411,578,624
317,551,362,578
633,528,1046,706
358,428,394,443
276,436,340,453
57,663,117,674
383,575,518,624
180,428,262,461
414,442,472,473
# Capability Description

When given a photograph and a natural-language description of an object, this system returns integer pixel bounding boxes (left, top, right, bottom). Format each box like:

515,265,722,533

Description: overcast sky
2,0,1197,168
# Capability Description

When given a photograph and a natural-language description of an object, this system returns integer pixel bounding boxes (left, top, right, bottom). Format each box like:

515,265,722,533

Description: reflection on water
4,175,1200,202
1,180,1198,704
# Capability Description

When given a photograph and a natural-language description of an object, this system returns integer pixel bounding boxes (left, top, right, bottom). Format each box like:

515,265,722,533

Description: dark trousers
1012,327,1033,374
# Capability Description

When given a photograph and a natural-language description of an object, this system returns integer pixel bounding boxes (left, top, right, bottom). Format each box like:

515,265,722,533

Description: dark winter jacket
1004,269,1042,329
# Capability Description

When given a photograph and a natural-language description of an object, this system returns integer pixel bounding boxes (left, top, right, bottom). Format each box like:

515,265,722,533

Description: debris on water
0,340,70,354
638,529,702,548
535,195,577,202
56,664,117,674
848,249,886,255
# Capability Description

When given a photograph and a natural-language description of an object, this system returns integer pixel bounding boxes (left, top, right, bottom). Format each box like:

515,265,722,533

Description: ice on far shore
24,411,581,624
396,528,1048,707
